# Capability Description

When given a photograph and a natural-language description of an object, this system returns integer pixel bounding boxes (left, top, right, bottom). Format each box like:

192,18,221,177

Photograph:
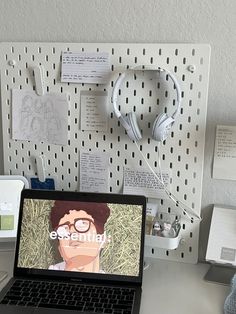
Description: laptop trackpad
0,305,34,314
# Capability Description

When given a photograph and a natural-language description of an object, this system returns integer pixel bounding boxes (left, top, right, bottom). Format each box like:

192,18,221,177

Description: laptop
0,189,146,314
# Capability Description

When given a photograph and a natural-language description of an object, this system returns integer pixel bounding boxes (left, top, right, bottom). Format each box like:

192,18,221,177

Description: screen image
18,199,143,277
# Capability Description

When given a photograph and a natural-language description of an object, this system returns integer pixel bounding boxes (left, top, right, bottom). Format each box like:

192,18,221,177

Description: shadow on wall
198,205,214,262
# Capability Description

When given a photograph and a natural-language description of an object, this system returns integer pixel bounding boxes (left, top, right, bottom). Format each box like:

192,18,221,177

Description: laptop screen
15,190,146,283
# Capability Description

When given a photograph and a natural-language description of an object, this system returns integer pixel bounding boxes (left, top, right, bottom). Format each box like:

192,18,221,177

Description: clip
33,65,44,96
36,155,46,182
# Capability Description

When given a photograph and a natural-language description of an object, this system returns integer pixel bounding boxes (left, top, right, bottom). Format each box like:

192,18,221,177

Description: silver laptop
0,189,146,314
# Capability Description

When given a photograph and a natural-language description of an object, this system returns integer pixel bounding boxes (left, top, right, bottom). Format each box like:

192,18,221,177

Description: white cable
134,141,202,222
156,143,164,185
155,142,192,218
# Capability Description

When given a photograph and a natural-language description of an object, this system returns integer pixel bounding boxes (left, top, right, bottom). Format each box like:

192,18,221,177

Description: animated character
49,201,110,273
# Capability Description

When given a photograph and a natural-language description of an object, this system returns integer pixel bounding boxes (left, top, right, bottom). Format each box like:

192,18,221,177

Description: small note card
123,167,170,199
80,151,109,193
80,91,108,132
61,51,111,84
213,125,236,180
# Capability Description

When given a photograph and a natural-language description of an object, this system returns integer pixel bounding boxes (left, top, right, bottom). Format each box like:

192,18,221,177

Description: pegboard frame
0,42,211,264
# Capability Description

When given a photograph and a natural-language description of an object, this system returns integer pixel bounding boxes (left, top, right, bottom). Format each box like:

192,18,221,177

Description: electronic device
111,65,182,143
0,189,146,314
0,175,29,243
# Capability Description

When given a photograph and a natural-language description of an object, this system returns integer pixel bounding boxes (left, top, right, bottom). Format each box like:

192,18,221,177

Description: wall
0,0,236,261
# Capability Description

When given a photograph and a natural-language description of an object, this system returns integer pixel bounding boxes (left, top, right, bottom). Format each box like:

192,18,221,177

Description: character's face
56,210,104,267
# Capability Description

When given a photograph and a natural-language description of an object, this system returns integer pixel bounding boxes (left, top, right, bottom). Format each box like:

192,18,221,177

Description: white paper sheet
12,90,68,145
61,52,111,84
213,125,236,180
80,151,109,193
123,167,170,199
80,91,108,132
206,205,236,266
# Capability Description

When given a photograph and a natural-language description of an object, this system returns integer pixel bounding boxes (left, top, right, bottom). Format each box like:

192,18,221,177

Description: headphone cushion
127,112,142,142
152,113,174,142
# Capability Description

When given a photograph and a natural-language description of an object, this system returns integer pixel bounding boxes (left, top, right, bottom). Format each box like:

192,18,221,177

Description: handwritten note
213,125,236,180
80,151,109,193
61,52,111,84
123,167,170,199
80,91,108,132
12,90,68,145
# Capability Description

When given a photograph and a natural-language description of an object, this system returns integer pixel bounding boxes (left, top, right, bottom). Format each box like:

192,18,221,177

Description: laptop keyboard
0,279,135,314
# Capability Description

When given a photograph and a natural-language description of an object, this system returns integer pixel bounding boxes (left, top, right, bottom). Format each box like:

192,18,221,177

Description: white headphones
112,66,182,142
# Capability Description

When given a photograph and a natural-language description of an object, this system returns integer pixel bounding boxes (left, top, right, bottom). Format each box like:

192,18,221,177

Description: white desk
0,252,230,314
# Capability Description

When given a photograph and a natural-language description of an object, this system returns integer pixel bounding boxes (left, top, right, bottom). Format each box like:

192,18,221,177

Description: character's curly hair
50,201,110,234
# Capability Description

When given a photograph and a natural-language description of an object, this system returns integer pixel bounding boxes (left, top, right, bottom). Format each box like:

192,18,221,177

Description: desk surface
0,251,230,314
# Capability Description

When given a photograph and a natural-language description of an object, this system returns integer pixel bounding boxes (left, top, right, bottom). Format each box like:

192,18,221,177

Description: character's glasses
55,218,94,238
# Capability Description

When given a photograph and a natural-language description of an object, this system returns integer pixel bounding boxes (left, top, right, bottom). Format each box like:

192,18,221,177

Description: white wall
0,0,236,261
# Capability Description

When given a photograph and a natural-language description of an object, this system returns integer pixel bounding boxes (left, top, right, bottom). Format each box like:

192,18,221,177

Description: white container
145,212,181,250
145,227,181,250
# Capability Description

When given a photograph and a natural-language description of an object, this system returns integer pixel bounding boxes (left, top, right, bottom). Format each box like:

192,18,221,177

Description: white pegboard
0,43,211,263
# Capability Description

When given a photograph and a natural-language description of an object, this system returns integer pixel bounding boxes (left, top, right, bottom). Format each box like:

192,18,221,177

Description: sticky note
0,215,14,230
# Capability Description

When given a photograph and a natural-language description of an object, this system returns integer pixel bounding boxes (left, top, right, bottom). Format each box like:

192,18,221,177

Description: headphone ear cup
126,112,142,142
152,113,174,142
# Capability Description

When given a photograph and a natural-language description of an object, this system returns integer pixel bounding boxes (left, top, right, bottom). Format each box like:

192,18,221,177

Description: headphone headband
112,66,182,120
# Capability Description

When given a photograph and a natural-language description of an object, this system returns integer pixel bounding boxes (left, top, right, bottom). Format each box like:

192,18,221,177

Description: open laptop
0,189,146,314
